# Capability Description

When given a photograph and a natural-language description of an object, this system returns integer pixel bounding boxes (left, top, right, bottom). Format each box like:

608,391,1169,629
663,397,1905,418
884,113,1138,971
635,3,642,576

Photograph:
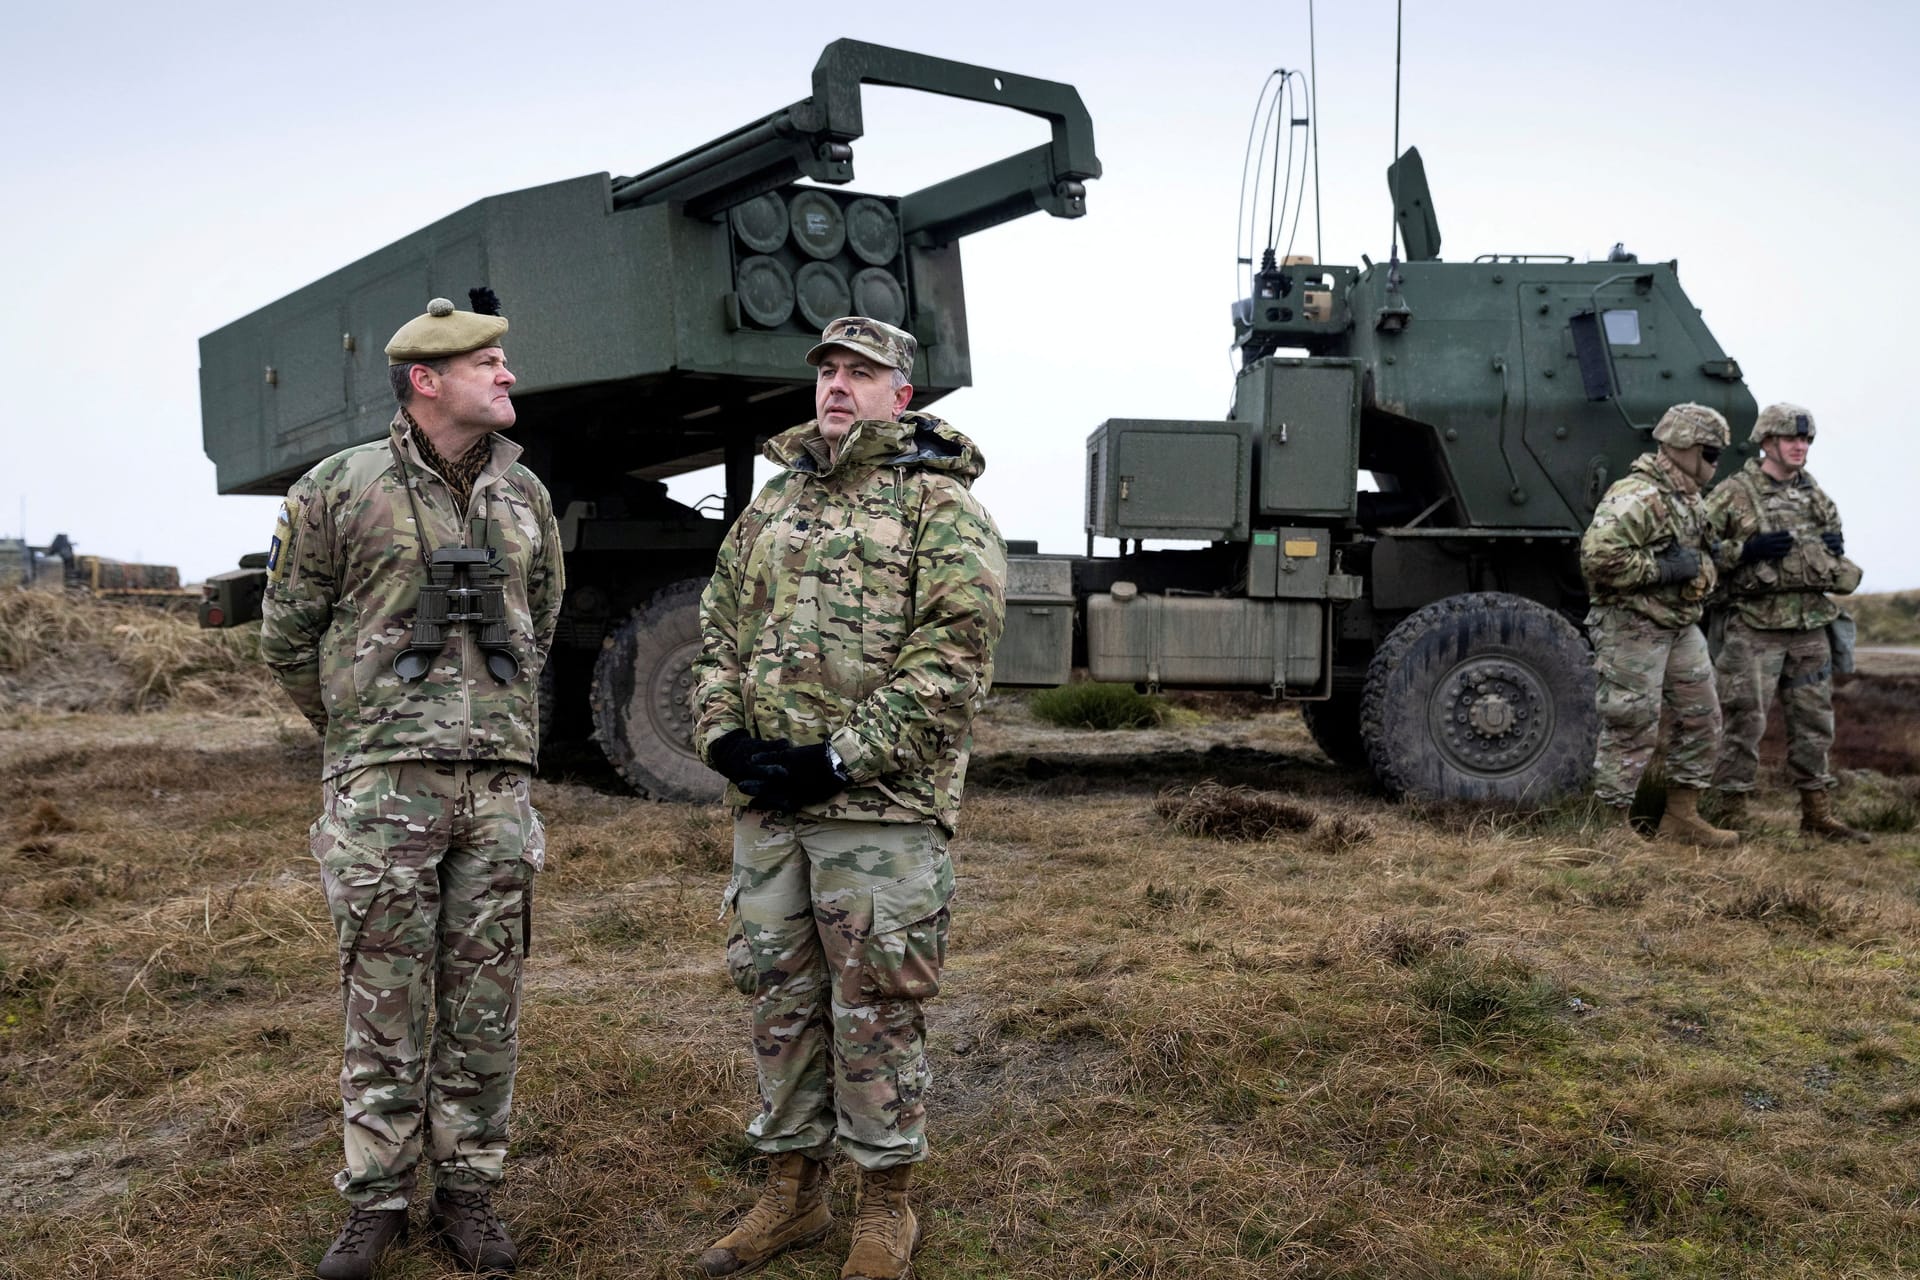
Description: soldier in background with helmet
262,293,564,1279
1706,402,1869,842
1580,402,1740,847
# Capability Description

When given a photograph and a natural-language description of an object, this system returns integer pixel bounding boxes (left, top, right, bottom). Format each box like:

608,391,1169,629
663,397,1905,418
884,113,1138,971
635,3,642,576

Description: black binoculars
392,546,521,683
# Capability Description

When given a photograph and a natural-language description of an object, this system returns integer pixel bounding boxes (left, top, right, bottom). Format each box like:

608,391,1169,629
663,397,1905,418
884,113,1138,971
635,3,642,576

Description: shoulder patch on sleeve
266,498,300,584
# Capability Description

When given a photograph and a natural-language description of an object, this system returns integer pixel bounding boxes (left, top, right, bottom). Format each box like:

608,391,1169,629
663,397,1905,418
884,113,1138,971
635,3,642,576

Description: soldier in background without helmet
691,315,1006,1280
1706,402,1869,842
1580,402,1740,847
262,293,563,1279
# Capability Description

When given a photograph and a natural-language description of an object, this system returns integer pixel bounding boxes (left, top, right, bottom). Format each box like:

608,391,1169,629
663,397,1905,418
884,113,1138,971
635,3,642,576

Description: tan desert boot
840,1165,924,1280
1800,788,1870,844
1656,788,1739,848
698,1152,831,1277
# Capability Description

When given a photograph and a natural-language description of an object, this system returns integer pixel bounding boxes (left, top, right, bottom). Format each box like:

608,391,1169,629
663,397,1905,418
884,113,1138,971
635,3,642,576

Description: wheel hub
1430,656,1555,777
642,640,702,757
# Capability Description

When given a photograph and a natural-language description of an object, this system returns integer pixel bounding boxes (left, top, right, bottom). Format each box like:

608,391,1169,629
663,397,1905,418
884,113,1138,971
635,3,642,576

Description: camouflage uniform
694,409,1006,1170
262,410,562,1208
1707,429,1860,795
1581,449,1722,807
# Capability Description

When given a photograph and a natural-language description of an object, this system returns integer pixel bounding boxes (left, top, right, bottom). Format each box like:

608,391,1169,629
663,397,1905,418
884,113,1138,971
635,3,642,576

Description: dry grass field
4,593,1920,1278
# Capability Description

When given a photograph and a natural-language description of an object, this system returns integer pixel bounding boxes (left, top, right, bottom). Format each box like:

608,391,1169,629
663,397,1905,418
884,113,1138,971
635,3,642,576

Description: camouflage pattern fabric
1710,617,1837,794
1581,451,1719,630
723,812,953,1169
311,760,543,1207
260,412,564,779
1706,457,1855,631
693,410,1007,835
1587,604,1722,806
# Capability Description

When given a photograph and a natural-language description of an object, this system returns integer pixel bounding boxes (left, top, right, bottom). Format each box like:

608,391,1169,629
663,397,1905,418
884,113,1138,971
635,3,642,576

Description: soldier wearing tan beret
264,291,563,1279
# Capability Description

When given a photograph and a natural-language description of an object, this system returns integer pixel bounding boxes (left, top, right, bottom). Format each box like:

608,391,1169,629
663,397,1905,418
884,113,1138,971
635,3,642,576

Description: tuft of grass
1714,879,1868,937
1358,916,1471,967
1155,781,1317,840
1027,681,1166,730
1406,949,1567,1048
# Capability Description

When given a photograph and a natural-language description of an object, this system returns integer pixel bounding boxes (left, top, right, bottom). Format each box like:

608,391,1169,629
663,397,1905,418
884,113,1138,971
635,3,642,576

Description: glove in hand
1653,542,1702,586
1739,530,1795,564
1820,531,1845,555
738,742,848,811
707,728,791,783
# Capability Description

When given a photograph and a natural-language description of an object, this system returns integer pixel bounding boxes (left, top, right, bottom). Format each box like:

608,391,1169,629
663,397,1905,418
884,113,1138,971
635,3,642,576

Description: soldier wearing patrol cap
262,291,563,1278
1706,402,1868,842
1580,402,1740,847
690,316,1006,1280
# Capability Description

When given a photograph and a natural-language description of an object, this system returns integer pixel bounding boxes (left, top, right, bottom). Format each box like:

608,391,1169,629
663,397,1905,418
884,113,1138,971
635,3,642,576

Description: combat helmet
1651,402,1731,448
1751,402,1816,444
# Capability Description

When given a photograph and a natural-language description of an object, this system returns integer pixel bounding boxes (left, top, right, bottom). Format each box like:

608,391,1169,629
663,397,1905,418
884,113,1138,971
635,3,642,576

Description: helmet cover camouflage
1751,402,1817,444
805,316,917,374
1651,402,1731,448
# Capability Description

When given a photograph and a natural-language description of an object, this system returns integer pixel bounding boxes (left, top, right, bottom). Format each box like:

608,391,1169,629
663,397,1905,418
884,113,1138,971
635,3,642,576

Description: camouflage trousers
1710,618,1836,793
724,812,954,1170
310,761,543,1209
1588,605,1722,806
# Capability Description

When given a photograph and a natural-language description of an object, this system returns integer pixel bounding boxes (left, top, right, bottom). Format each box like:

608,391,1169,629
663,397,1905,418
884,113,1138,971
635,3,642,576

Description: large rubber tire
1302,693,1369,768
1359,591,1596,802
590,578,726,802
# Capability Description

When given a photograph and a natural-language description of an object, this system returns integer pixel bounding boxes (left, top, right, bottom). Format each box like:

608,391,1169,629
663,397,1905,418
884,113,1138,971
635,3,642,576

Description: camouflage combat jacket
260,413,564,780
693,411,1007,834
1580,451,1717,629
1706,458,1856,631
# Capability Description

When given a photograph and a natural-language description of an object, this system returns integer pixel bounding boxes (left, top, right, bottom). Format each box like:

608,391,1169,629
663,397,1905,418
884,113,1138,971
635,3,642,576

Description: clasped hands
708,728,850,811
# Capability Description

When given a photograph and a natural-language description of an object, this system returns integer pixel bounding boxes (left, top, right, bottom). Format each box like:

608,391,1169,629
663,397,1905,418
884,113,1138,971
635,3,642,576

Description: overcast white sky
5,1,1915,590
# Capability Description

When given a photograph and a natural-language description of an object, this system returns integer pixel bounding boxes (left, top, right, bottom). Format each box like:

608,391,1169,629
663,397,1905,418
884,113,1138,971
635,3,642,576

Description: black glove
707,728,791,783
1821,531,1844,555
1739,530,1795,564
738,742,850,811
1652,542,1702,586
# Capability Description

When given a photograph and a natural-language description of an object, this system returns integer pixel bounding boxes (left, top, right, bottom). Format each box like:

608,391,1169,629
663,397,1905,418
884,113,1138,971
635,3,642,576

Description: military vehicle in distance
987,146,1758,802
197,40,1100,800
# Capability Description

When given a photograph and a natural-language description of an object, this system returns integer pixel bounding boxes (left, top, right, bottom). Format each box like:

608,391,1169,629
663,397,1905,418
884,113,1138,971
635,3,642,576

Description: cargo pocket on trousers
861,857,955,1002
721,877,757,996
308,811,392,968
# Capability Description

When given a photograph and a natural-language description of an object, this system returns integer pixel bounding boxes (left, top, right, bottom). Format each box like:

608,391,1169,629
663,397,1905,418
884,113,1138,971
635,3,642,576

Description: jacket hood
763,410,986,484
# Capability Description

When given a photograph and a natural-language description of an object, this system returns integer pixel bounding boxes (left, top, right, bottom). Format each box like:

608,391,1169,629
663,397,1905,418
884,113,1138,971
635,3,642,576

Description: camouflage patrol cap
384,298,509,366
1752,401,1817,443
805,315,916,374
1650,402,1731,448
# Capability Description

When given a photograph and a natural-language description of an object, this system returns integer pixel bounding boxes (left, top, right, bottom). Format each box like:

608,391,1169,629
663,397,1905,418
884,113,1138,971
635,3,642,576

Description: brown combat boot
697,1152,832,1277
841,1164,923,1280
1656,787,1739,849
1801,788,1870,844
429,1187,517,1275
316,1206,407,1280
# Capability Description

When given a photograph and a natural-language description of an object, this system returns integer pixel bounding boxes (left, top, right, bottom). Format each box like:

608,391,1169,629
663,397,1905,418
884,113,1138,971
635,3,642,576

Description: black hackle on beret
468,287,502,316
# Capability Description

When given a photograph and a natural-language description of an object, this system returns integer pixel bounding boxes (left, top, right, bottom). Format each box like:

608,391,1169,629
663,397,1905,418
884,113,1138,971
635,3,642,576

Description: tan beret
384,298,509,365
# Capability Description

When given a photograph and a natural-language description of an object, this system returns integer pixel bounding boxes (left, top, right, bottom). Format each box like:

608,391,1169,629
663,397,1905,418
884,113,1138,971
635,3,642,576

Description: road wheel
1301,693,1368,768
1359,591,1596,802
590,578,725,801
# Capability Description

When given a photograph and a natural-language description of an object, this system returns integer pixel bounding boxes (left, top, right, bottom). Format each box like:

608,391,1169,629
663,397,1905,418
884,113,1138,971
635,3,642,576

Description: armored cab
998,148,1758,803
199,40,1100,799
